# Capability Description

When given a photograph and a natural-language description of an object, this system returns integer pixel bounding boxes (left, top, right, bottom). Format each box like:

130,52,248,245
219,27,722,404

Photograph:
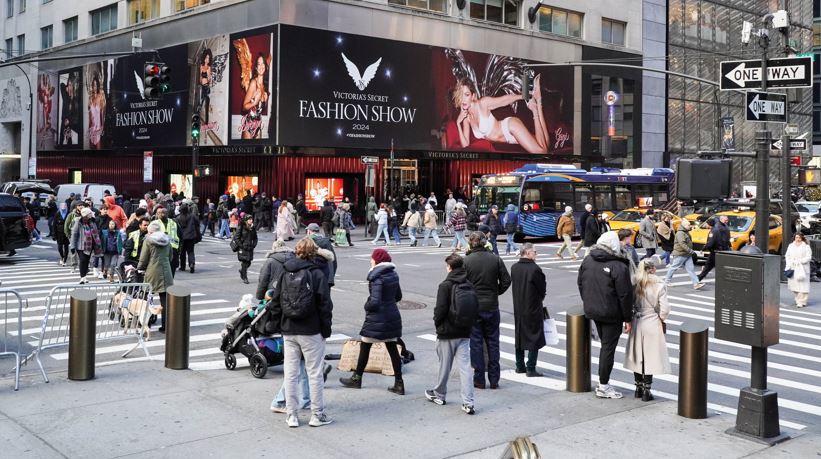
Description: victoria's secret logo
342,53,382,91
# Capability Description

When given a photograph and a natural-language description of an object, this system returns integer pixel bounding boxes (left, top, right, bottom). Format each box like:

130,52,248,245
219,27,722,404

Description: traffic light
159,64,171,94
143,62,161,99
191,114,201,139
790,156,801,166
194,165,212,177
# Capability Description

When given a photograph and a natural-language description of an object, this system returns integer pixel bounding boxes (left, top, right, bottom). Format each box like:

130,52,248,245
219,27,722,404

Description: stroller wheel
249,353,268,378
224,353,237,370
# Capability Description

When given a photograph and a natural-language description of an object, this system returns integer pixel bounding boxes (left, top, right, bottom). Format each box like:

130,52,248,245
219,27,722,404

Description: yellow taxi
607,208,682,248
689,210,783,258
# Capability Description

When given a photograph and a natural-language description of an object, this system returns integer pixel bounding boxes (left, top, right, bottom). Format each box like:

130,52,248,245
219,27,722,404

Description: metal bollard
565,305,591,393
678,320,709,419
68,290,97,381
498,436,540,459
164,285,191,370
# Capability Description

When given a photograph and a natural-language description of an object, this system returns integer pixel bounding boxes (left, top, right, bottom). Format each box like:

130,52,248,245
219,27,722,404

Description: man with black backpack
425,253,478,415
267,237,333,428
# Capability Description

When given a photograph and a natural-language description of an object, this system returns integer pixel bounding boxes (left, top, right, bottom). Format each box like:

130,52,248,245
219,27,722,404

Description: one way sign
720,56,812,90
745,92,787,123
770,139,807,151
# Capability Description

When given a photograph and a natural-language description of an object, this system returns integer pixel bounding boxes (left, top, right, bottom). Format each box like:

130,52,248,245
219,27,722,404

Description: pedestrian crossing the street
417,295,821,430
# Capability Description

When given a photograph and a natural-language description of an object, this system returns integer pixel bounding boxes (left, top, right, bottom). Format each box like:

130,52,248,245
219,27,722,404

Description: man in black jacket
485,205,502,255
424,253,476,415
320,200,336,239
176,203,199,273
578,231,634,399
511,243,546,377
267,238,333,428
306,223,337,286
698,216,730,282
464,231,511,389
574,203,593,257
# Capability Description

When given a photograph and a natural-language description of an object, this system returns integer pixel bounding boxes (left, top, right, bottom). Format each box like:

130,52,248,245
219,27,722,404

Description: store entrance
382,159,418,200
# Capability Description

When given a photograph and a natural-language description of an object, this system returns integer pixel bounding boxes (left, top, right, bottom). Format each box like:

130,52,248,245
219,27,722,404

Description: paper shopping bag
543,319,560,346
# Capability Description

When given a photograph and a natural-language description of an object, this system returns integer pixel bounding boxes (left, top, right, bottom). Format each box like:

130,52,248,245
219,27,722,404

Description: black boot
388,378,405,395
642,377,654,402
339,373,362,389
634,373,644,399
189,265,195,274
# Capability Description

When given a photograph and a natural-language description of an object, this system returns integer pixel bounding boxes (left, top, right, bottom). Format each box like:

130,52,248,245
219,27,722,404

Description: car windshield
611,211,643,222
701,215,753,232
796,203,819,213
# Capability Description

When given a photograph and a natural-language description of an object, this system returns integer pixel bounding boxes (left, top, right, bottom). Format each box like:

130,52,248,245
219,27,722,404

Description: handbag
542,307,559,346
230,237,240,252
784,269,795,279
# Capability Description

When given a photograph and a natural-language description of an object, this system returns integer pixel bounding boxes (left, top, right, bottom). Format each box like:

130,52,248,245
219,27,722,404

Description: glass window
814,110,820,133
815,0,820,19
16,34,24,56
63,16,78,43
128,0,159,24
614,185,631,210
814,55,820,77
523,182,572,211
469,0,517,25
815,83,820,104
538,6,582,37
18,0,23,13
652,184,669,204
573,184,593,209
174,0,209,12
594,185,613,210
5,0,11,17
91,4,118,35
40,25,52,50
602,18,625,45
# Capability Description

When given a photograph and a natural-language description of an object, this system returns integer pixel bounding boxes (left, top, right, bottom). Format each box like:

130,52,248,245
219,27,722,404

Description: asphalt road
3,222,821,436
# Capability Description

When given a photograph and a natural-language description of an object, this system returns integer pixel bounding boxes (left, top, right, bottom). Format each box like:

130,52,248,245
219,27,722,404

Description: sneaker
270,401,287,414
693,283,706,290
424,389,446,405
461,404,475,415
595,384,623,399
286,414,299,428
308,413,333,427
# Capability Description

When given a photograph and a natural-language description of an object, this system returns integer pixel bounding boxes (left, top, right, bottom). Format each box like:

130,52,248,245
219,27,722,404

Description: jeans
283,334,326,417
47,216,54,236
433,338,473,406
505,232,518,254
77,251,91,278
451,230,467,250
423,228,440,246
489,234,499,255
391,226,401,244
660,250,671,265
219,219,230,238
102,253,119,277
664,255,700,285
274,358,311,409
372,224,390,244
408,227,418,245
594,321,623,385
470,309,501,386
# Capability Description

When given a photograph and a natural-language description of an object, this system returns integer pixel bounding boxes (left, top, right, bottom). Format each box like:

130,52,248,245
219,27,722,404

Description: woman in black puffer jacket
340,248,405,395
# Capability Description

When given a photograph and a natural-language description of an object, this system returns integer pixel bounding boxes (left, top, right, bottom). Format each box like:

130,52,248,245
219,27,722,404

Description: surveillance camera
761,13,774,24
772,10,789,29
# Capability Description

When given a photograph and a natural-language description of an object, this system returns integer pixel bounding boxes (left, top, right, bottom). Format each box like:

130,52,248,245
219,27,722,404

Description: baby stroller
220,295,283,378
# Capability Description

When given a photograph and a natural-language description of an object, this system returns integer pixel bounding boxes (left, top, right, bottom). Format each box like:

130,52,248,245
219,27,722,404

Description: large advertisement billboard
57,68,82,148
278,25,574,154
189,35,230,146
84,60,114,150
36,72,58,151
229,28,276,142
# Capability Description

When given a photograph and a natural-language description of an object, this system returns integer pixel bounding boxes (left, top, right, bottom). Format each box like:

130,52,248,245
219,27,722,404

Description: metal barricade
1,288,45,390
23,282,155,382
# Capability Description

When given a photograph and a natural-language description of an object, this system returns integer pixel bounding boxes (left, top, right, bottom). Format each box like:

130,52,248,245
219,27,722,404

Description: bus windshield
475,186,521,212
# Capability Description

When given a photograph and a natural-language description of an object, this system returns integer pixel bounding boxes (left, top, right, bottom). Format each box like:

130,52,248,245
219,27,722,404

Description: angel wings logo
133,71,146,100
341,53,382,91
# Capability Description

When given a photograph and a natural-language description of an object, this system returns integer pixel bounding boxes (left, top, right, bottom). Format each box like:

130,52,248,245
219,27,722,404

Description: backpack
332,211,340,227
449,281,479,328
280,268,316,319
504,212,518,233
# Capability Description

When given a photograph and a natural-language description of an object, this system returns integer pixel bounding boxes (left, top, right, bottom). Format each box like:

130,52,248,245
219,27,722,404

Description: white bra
471,112,495,139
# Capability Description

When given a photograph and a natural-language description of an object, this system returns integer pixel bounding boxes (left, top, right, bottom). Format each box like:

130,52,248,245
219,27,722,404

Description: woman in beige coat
624,259,671,401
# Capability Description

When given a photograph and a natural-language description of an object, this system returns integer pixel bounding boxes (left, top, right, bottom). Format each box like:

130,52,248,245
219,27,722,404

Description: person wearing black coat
574,204,593,256
340,248,405,395
234,215,258,284
424,253,477,412
464,231,511,389
320,201,336,239
176,204,200,273
255,240,294,300
511,244,547,377
698,216,730,282
485,206,502,255
582,210,602,253
577,231,634,400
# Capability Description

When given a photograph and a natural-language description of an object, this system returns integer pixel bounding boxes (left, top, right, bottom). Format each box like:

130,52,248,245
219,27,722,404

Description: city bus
474,164,675,239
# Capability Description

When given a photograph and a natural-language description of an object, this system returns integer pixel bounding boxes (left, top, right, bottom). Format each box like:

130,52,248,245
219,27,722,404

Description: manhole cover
398,300,426,310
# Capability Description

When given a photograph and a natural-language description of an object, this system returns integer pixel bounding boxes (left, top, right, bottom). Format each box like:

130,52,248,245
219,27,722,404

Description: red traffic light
145,64,160,75
790,156,801,166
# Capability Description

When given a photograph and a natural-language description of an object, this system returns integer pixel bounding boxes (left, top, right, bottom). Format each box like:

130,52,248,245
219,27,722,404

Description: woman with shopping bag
510,243,547,377
785,232,812,308
624,259,671,401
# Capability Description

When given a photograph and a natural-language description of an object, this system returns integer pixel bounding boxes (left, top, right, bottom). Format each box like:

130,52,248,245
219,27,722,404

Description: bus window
574,184,593,210
653,184,669,203
594,185,613,210
615,185,631,210
522,182,572,211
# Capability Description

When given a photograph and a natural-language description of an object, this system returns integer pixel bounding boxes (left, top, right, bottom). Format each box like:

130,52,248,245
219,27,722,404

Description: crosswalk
416,293,821,431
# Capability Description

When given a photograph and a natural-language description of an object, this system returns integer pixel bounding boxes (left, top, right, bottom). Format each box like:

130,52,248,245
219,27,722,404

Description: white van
55,184,117,206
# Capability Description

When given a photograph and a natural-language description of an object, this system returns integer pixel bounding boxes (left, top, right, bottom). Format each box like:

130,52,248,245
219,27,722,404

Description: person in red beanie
340,248,405,394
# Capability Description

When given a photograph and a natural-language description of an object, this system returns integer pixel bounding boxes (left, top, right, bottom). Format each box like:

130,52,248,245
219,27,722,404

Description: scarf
82,221,102,254
656,221,672,239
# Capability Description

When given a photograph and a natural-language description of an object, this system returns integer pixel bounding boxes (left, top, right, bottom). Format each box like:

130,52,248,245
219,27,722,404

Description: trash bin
68,289,97,381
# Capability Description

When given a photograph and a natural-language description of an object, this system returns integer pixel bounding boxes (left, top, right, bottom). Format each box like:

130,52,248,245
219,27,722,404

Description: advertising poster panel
57,68,83,147
305,177,345,211
225,175,258,201
229,28,275,142
36,72,58,151
169,173,193,198
189,35,230,146
84,60,115,150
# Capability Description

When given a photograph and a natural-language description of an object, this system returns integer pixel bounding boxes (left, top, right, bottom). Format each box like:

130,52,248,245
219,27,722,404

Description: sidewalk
1,360,818,458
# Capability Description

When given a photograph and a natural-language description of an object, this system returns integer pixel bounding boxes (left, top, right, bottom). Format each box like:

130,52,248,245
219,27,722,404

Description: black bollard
68,289,97,381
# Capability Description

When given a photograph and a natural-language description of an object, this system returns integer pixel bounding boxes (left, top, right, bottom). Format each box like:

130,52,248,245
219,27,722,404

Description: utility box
714,252,780,348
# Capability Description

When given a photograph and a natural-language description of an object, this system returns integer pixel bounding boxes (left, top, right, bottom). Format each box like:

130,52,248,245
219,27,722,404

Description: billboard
57,68,82,147
305,177,345,211
229,28,275,142
109,45,189,147
169,173,193,198
84,60,115,150
189,35,230,146
277,25,574,154
36,72,58,151
225,175,258,201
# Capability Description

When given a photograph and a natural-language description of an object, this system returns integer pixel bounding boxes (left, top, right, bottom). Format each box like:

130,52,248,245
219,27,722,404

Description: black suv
0,193,33,256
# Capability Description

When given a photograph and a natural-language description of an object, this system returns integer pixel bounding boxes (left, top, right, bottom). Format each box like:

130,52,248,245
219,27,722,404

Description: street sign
770,139,807,151
720,56,812,90
745,92,787,123
784,123,799,135
360,156,378,165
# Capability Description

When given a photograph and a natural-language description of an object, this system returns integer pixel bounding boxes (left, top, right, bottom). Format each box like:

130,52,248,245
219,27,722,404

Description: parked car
0,193,33,256
54,183,116,207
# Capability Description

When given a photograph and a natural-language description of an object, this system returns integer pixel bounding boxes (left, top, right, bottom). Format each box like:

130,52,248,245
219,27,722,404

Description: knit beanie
371,248,392,264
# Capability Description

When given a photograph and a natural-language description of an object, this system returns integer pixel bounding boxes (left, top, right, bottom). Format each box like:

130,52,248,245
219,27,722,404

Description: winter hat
80,207,93,218
596,231,621,253
371,248,392,264
139,199,148,208
147,221,163,234
564,206,573,215
306,223,321,232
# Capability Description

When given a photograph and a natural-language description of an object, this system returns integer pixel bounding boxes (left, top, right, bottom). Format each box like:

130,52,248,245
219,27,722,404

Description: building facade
813,0,820,157
2,0,653,207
